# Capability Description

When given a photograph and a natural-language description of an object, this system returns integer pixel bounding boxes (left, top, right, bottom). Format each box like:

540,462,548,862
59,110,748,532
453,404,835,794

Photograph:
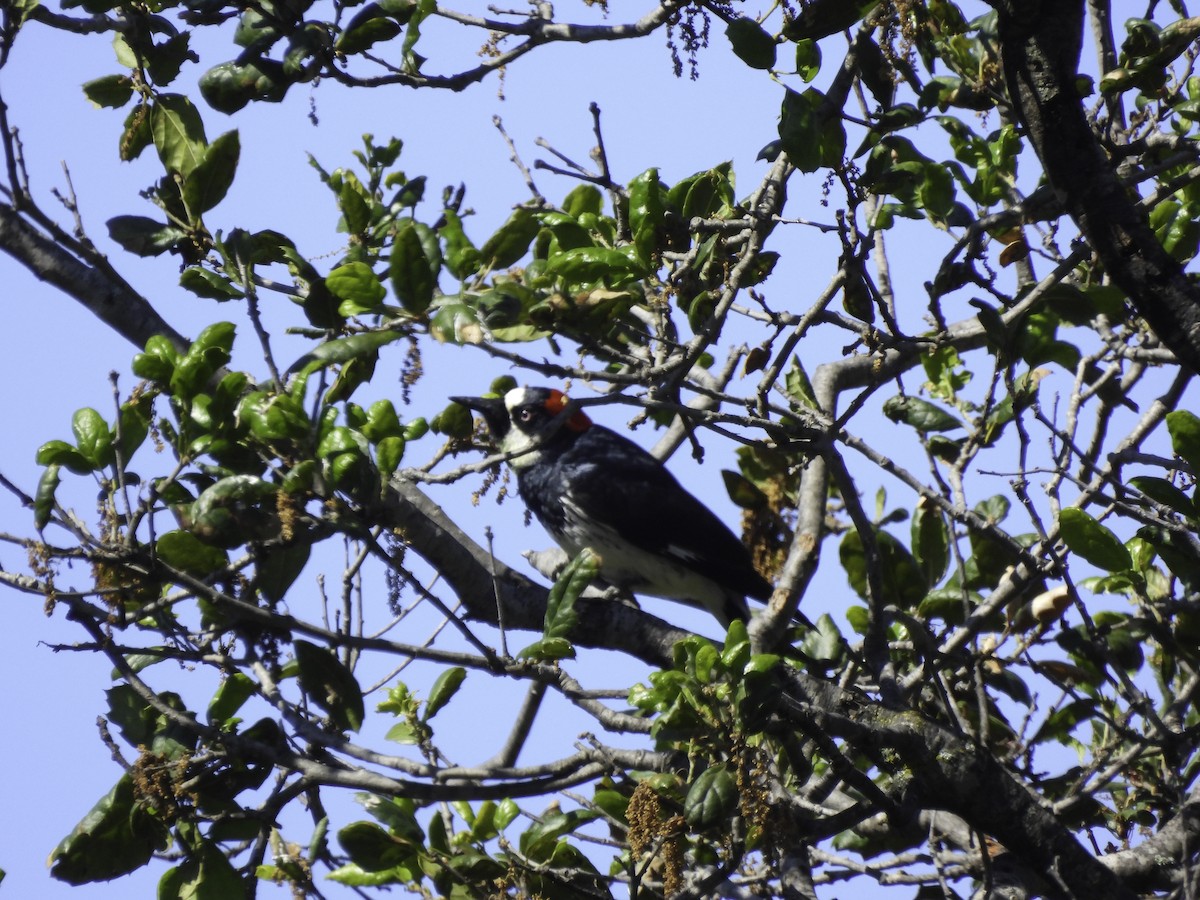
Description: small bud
1030,585,1071,624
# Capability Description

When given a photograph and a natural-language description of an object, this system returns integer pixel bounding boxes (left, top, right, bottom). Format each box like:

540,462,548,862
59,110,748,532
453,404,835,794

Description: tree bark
0,205,189,352
781,669,1139,900
993,0,1200,375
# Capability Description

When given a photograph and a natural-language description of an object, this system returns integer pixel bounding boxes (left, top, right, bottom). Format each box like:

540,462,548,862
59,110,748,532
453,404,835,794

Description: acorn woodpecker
452,386,774,625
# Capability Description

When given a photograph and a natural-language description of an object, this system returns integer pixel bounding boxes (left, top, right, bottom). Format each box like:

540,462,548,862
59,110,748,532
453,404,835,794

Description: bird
451,385,775,626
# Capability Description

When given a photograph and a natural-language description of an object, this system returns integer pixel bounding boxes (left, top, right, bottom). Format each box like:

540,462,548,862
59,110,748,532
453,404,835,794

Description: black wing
557,426,772,600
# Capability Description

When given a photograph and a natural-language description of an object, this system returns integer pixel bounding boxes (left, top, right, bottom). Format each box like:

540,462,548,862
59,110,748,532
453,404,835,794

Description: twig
493,115,543,202
484,526,510,658
479,681,546,769
239,260,283,388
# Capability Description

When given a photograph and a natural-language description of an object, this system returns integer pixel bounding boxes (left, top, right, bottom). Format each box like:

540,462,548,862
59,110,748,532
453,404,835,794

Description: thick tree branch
779,669,1139,900
1099,786,1200,891
0,205,188,351
993,0,1200,374
382,478,692,668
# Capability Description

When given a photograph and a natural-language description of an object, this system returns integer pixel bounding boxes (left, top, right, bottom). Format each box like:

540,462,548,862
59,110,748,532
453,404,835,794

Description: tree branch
0,205,188,351
993,0,1200,374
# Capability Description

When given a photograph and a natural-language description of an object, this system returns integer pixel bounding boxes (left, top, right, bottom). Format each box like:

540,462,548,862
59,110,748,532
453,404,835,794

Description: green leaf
439,209,481,279
916,587,976,625
519,809,596,861
6,0,37,29
220,228,291,268
779,88,819,172
399,0,434,73
234,7,280,49
158,840,246,900
1139,524,1200,589
1031,697,1097,744
337,4,403,53
628,167,666,264
384,721,419,744
36,440,93,475
363,400,403,442
83,74,134,108
49,775,169,884
142,32,194,87
683,765,737,828
337,175,372,236
427,300,482,345
390,219,438,313
1059,508,1133,572
72,408,113,468
561,185,603,218
337,821,418,873
1129,475,1196,518
207,672,256,725
479,206,541,269
237,391,309,442
976,494,1011,524
156,530,229,577
798,614,843,666
180,267,244,300
328,261,387,314
151,94,207,177
182,129,240,217
422,667,466,721
295,640,365,732
516,637,576,662
288,330,405,374
545,547,599,638
921,345,971,401
431,400,473,438
375,435,406,480
666,162,734,221
918,161,956,219
857,36,893,106
34,463,61,530
106,215,185,257
257,542,310,602
169,322,235,399
326,363,378,410
117,400,150,462
282,23,328,76
782,0,878,41
198,59,290,114
722,469,768,510
792,39,822,83
726,17,776,69
118,103,153,162
911,499,950,585
1167,410,1200,473
882,395,962,433
720,619,750,671
543,245,646,285
784,354,817,408
494,798,520,832
839,527,927,607
326,862,415,887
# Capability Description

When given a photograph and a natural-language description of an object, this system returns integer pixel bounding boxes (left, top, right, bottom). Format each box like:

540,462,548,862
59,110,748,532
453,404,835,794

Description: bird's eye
516,408,535,424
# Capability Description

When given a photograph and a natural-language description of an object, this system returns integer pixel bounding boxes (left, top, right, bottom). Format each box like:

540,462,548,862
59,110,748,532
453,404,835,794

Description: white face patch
499,387,554,469
504,386,539,410
498,428,544,468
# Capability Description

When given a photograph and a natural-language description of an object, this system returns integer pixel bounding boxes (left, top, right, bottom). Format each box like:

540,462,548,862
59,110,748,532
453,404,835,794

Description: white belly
551,496,730,610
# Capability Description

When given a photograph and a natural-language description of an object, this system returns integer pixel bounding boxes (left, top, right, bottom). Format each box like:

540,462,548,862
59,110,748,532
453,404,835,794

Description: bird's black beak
450,395,510,439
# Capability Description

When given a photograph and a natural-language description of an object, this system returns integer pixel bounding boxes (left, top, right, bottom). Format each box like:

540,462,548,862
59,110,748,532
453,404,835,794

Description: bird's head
451,386,592,468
